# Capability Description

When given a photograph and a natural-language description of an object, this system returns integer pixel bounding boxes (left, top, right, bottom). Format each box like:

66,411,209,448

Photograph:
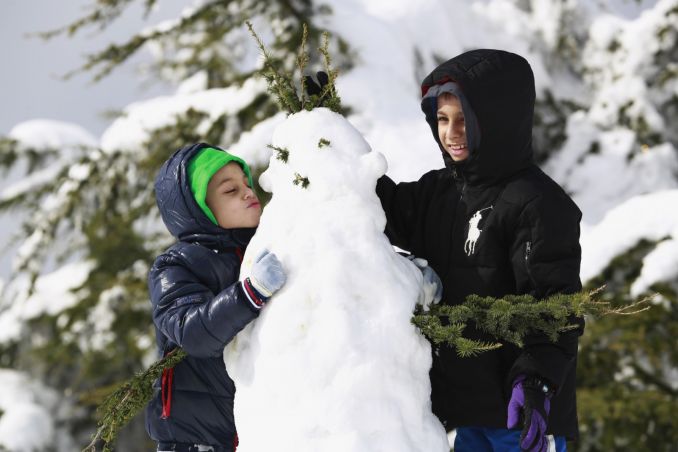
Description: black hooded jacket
145,143,260,449
376,50,583,438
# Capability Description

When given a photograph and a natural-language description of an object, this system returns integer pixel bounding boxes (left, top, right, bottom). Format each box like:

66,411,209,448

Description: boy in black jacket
146,143,286,452
376,50,583,452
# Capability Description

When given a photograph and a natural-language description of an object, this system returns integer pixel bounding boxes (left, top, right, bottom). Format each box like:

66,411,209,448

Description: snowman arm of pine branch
148,249,260,358
506,196,584,391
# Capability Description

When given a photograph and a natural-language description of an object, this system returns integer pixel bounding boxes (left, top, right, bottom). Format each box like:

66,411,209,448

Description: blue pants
454,427,567,452
157,443,230,452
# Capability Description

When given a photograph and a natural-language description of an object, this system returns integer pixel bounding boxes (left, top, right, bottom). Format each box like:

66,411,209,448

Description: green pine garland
412,286,651,357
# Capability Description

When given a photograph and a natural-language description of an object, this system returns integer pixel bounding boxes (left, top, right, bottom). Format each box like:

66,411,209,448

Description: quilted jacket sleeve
507,193,585,391
148,248,259,358
376,172,438,251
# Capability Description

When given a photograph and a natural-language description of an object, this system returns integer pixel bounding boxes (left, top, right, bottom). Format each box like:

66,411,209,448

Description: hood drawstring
160,364,175,419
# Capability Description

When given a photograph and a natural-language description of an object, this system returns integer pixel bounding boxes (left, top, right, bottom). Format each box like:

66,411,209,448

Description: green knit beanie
187,147,254,225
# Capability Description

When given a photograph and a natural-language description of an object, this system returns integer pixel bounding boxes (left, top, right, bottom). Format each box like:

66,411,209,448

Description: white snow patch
0,261,93,344
100,77,268,153
581,190,678,291
8,119,97,152
0,369,60,451
630,238,678,297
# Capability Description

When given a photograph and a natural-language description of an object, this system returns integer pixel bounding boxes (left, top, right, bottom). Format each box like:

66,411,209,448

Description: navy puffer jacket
145,143,259,449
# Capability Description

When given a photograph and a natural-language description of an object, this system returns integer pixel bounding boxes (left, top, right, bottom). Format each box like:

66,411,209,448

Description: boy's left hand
507,375,554,452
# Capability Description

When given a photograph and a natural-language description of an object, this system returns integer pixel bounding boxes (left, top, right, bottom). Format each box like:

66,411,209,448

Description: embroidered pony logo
464,206,493,256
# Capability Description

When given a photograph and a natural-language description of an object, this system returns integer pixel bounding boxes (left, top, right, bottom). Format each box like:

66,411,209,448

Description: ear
359,151,388,180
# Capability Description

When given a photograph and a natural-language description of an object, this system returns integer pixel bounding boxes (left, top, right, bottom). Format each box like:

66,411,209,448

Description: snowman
223,107,449,451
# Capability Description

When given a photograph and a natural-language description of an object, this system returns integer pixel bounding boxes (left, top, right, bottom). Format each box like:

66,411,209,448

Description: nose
243,186,255,199
444,122,459,141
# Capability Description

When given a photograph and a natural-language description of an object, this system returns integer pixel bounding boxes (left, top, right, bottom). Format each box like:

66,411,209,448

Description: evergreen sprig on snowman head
246,21,342,115
247,21,343,190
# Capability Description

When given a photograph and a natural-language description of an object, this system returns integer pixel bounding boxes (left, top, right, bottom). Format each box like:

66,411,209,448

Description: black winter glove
304,71,329,97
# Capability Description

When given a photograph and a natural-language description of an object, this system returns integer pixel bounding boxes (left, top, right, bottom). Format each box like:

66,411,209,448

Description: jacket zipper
446,166,464,272
524,241,536,287
452,166,467,201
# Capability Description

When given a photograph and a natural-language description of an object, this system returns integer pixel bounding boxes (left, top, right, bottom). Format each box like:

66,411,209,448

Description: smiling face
205,162,262,229
437,93,469,162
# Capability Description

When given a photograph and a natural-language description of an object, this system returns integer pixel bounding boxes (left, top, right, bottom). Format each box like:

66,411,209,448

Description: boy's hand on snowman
248,250,287,298
407,255,443,308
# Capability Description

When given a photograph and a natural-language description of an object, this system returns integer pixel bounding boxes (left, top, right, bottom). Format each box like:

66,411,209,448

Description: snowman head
259,108,387,203
245,24,386,202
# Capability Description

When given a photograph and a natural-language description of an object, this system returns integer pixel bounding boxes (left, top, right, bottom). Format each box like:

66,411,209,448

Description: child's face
205,162,261,228
436,93,469,162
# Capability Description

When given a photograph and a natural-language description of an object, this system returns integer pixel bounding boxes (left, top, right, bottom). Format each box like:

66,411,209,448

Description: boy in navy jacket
146,143,285,452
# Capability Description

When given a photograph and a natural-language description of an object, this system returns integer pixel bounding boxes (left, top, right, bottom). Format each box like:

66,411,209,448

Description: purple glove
507,375,554,452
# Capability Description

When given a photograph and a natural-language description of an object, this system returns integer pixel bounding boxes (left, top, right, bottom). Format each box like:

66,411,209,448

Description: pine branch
0,137,63,174
33,0,137,39
267,144,290,163
39,0,225,82
246,21,301,114
630,362,678,397
297,23,310,109
316,31,343,113
83,348,188,452
412,286,653,356
247,22,343,114
293,173,310,188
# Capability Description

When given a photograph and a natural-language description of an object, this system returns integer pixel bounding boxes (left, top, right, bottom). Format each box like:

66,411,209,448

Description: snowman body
224,108,448,452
